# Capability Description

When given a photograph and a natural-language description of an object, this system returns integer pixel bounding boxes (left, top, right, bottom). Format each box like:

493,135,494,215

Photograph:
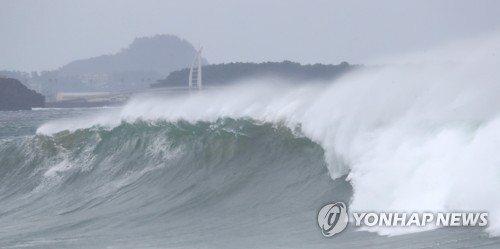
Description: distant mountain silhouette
58,35,206,77
2,34,207,102
0,34,208,100
152,61,357,87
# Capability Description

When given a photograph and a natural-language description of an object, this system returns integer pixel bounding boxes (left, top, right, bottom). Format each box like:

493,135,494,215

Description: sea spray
34,33,500,236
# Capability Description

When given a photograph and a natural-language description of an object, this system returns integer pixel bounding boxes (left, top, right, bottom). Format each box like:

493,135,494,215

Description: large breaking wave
2,119,353,248
2,33,500,247
39,33,500,236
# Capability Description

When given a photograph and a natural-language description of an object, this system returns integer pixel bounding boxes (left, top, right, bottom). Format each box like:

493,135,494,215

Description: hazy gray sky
1,0,500,71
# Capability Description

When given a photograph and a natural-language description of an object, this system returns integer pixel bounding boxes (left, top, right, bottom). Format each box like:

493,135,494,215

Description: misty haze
1,1,500,248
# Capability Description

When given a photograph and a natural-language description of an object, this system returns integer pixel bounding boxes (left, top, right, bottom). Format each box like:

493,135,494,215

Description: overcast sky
1,0,500,71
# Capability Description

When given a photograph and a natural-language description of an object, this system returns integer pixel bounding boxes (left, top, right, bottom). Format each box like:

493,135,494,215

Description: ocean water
2,34,500,248
1,108,499,249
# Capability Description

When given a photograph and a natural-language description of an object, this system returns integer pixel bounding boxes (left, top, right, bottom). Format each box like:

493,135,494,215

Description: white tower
188,47,203,90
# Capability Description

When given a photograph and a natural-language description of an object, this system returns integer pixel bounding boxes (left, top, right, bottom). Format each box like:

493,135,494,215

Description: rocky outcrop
0,78,45,110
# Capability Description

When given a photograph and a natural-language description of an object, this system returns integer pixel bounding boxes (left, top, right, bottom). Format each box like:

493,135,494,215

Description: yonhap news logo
317,202,349,237
318,202,488,238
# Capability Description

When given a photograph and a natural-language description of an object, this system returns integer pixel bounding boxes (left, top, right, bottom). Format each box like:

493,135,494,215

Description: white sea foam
36,32,500,236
